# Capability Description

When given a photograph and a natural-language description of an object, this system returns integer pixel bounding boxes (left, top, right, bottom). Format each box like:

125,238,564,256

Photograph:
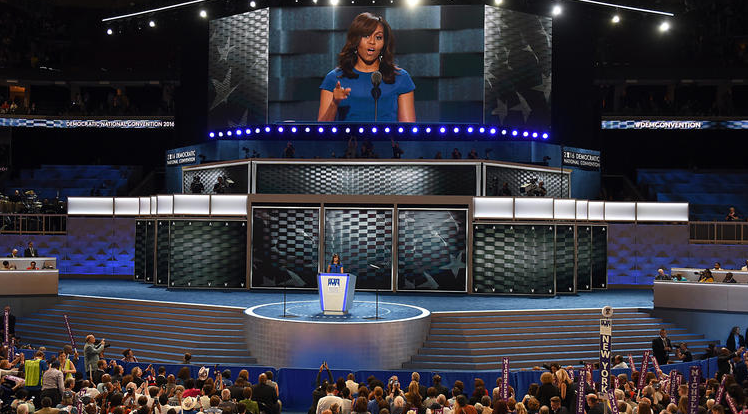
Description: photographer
84,335,108,381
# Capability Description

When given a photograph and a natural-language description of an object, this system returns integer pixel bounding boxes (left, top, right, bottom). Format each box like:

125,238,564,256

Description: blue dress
329,263,344,273
320,67,415,122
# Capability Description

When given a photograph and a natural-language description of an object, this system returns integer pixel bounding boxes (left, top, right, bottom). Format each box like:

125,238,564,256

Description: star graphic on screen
217,36,236,62
440,251,465,278
532,73,552,103
419,271,439,289
510,92,532,122
284,268,306,287
210,68,239,111
228,109,248,128
492,98,508,124
402,276,416,290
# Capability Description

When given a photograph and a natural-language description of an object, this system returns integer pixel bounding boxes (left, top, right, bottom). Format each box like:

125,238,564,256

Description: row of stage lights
104,0,673,35
208,125,550,140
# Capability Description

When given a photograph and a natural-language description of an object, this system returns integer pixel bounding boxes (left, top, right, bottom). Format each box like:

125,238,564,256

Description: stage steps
14,295,257,366
403,308,717,371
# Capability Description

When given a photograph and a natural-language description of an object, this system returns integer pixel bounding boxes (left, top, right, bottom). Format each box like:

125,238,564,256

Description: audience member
24,241,39,257
655,268,671,281
722,272,736,283
725,207,740,221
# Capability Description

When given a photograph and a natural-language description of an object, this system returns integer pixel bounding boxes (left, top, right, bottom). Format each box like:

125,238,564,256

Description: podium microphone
371,71,382,122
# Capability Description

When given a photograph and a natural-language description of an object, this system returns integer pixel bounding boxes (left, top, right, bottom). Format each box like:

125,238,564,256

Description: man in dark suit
717,347,744,380
652,328,673,365
7,248,19,258
727,327,745,352
586,394,604,414
24,241,38,257
550,397,568,414
252,373,279,414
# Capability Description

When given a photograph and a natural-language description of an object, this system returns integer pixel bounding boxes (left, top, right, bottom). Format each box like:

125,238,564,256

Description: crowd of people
656,260,748,284
0,337,742,414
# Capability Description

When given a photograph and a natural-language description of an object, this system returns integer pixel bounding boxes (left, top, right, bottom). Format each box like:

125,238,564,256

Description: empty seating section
637,169,748,221
3,164,140,201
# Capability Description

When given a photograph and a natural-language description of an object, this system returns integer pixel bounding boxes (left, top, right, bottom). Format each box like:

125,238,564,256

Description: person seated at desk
671,274,687,281
723,272,737,283
741,259,748,271
655,267,671,280
698,269,714,283
2,260,16,270
26,261,38,270
713,262,722,270
7,248,19,258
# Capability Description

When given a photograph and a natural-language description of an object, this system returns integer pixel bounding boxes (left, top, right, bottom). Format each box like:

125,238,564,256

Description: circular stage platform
244,300,430,369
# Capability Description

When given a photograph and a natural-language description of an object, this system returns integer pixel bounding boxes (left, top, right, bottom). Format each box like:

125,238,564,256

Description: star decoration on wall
492,98,508,124
440,252,466,278
532,73,552,103
217,36,236,62
210,68,239,111
510,92,532,122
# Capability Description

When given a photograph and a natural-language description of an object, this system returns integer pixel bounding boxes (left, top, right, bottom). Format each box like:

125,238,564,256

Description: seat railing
0,214,67,235
689,221,748,244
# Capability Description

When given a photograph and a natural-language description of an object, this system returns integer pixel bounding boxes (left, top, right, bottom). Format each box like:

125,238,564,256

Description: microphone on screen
371,71,382,121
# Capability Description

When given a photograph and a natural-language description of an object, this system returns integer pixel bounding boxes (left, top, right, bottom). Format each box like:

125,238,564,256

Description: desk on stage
1,257,58,295
317,273,356,315
670,267,748,283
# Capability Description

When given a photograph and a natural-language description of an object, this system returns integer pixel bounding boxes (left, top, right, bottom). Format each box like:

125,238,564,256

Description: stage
57,279,655,311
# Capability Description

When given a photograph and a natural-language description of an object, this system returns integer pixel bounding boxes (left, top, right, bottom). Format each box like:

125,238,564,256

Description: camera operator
84,335,108,381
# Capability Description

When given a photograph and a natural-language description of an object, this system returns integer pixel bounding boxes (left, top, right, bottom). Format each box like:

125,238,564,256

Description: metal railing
690,221,748,244
0,214,67,235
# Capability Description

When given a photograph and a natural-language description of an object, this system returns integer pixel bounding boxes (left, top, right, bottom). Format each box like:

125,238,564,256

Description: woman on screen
318,12,415,123
327,254,344,273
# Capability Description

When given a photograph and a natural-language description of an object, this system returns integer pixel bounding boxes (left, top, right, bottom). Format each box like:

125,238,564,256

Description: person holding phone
318,12,415,123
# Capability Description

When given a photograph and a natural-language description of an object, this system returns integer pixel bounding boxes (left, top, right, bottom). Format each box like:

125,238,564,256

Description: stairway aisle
15,295,257,366
404,308,717,370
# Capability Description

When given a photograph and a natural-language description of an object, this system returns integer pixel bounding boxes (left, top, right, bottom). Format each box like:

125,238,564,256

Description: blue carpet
59,279,653,311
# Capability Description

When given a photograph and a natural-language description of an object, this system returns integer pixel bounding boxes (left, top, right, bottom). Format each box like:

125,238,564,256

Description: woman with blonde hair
554,369,574,412
515,402,528,414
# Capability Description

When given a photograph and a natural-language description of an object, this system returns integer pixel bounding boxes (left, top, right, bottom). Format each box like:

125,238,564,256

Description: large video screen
208,5,551,128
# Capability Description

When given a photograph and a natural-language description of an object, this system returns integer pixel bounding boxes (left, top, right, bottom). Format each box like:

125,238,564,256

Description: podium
317,273,356,315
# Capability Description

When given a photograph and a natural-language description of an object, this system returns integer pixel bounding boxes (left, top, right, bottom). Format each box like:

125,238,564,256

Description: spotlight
199,9,207,18
250,0,256,6
611,14,620,24
453,127,459,133
532,132,538,138
522,131,529,137
278,127,284,133
359,127,364,133
227,131,232,136
372,127,378,133
318,127,324,133
255,128,260,133
305,127,311,132
493,0,502,4
106,28,113,35
479,127,485,133
384,127,390,133
467,127,474,133
501,129,507,135
312,0,318,3
406,0,418,7
398,127,404,133
425,127,431,133
209,132,215,138
412,126,418,133
659,21,670,32
439,127,446,134
511,130,518,136
291,127,297,133
246,129,251,134
218,132,224,137
331,0,339,4
551,4,562,16
236,129,242,136
542,133,549,139
263,126,269,133
331,127,337,133
148,20,156,27
345,127,351,133
489,128,497,135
